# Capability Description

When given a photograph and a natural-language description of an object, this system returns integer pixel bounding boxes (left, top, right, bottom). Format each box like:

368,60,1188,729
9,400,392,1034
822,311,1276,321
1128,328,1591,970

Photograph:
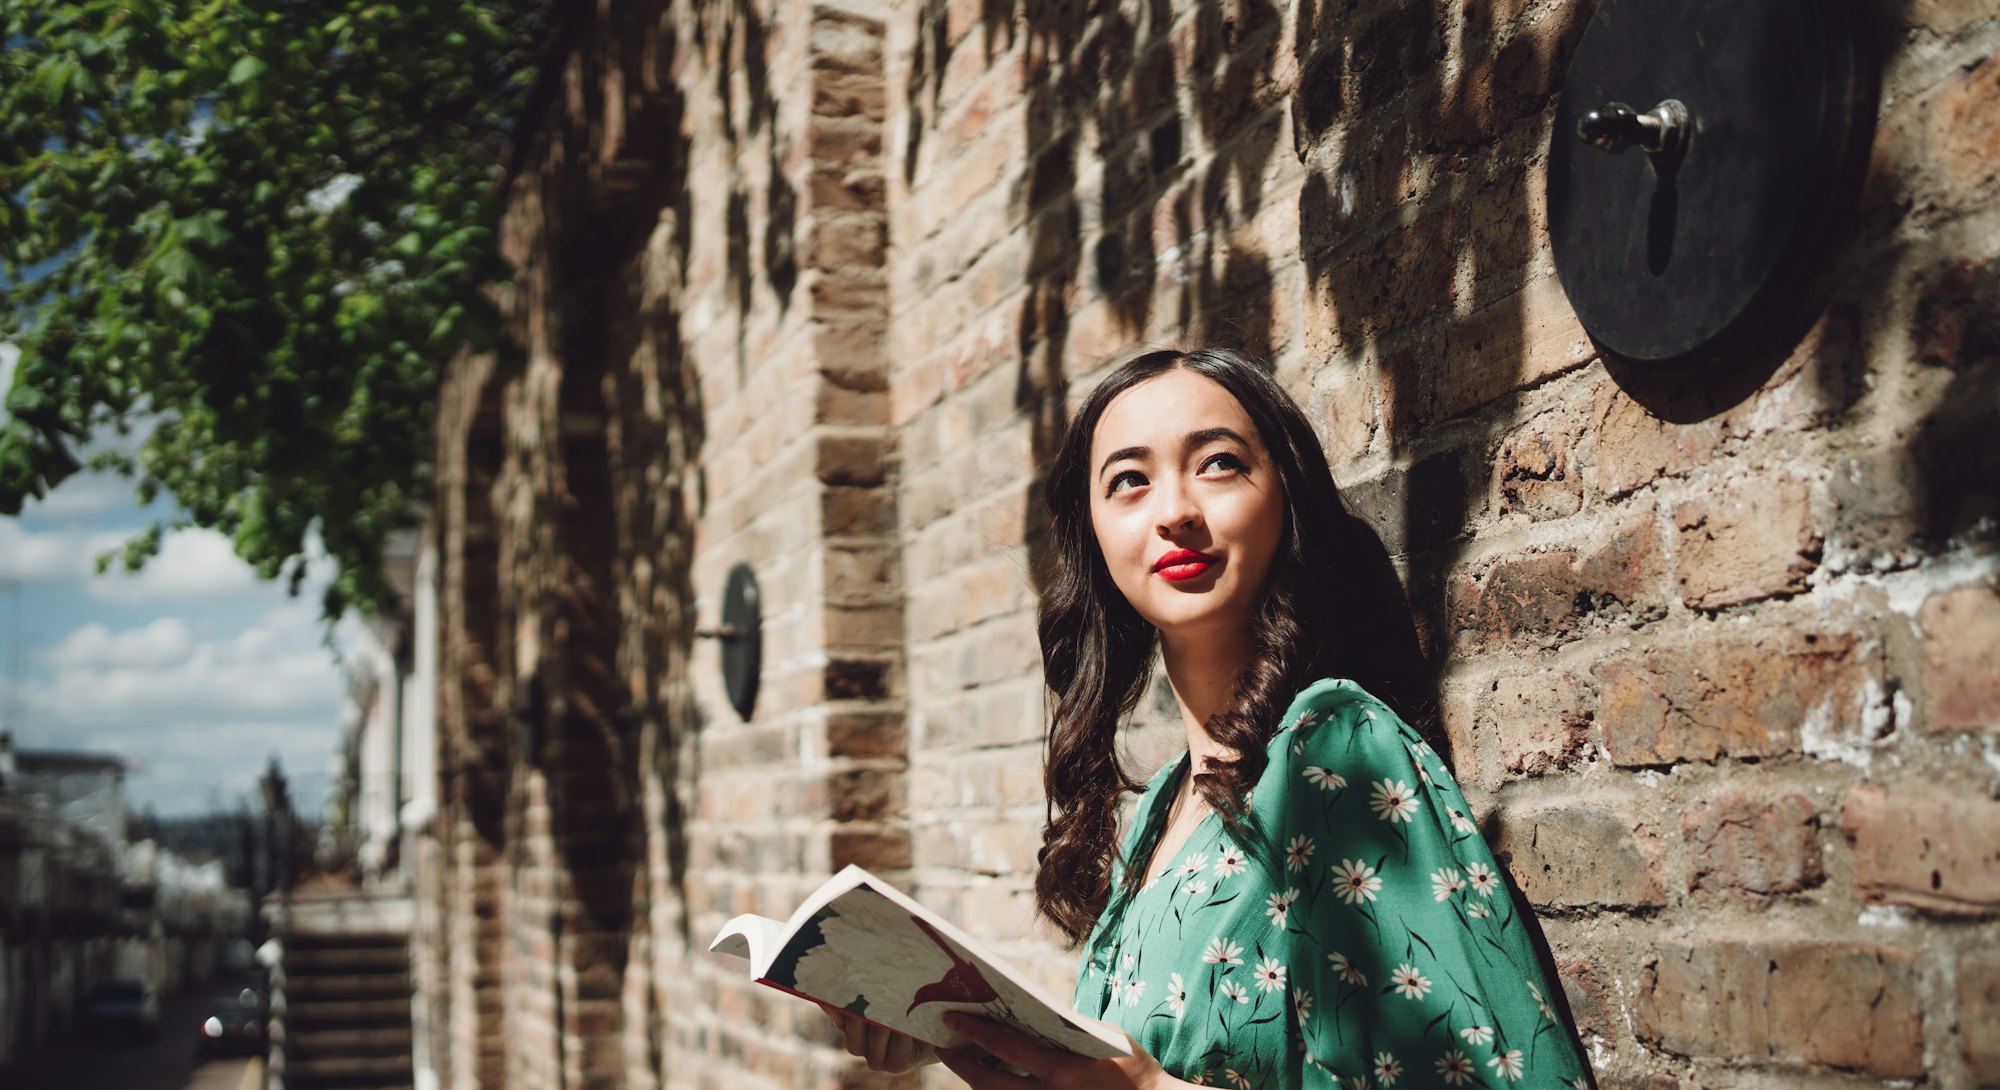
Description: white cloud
45,617,196,670
22,469,144,520
0,342,17,404
28,601,341,725
0,520,92,580
88,527,261,603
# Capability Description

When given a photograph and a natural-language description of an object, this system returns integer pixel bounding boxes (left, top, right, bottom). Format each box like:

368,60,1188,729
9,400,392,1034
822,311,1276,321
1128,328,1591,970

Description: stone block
1920,582,2000,733
1449,509,1669,649
1841,781,2000,916
1593,627,1877,766
1673,476,1821,611
1491,801,1665,909
1683,791,1823,895
1637,940,1924,1077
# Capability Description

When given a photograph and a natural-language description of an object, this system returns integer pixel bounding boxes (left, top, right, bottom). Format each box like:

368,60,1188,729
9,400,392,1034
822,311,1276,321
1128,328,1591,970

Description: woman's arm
936,1013,1198,1090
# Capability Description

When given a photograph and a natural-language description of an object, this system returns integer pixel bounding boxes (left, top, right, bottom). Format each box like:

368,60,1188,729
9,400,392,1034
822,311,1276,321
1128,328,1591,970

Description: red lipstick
1153,549,1221,582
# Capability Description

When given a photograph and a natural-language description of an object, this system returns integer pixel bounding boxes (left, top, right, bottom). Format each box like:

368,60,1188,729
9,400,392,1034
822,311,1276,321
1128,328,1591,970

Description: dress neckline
1139,751,1220,884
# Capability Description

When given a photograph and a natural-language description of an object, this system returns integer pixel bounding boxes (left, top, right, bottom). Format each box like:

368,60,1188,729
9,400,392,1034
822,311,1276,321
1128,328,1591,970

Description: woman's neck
1160,629,1253,768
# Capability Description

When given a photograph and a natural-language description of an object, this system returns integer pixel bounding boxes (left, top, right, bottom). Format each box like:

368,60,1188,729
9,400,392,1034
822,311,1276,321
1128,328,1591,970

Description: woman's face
1087,367,1287,646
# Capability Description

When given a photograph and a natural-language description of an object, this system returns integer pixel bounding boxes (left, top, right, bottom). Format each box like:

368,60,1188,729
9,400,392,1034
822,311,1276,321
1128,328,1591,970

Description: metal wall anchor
1579,99,1691,170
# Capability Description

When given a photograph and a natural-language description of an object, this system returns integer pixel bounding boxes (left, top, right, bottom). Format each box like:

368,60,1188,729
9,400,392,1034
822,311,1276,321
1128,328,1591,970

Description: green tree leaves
0,0,544,617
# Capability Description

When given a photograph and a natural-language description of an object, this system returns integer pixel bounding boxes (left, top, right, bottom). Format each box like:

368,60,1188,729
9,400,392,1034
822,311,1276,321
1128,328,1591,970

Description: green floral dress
1071,679,1592,1089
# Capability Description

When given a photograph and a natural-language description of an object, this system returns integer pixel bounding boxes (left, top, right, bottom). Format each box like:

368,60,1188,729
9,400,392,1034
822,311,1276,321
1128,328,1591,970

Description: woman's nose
1155,480,1202,535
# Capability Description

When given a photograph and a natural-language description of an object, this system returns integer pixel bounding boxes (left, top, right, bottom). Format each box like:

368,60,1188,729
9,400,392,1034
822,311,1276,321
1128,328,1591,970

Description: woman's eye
1106,470,1147,496
1200,452,1246,475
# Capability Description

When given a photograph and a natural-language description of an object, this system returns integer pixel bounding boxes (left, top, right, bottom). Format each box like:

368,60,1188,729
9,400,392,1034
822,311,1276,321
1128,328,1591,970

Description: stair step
286,947,408,974
290,1026,414,1058
285,1054,413,1089
284,930,408,952
286,972,410,999
285,997,414,1027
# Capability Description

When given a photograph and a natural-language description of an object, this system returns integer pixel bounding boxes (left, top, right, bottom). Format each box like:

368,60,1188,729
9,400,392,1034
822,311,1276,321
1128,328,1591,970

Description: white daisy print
1430,867,1465,902
1213,844,1247,878
1293,987,1313,1020
1459,1025,1494,1046
1466,860,1500,897
1122,978,1146,1008
1166,972,1187,1018
1203,936,1245,965
1369,778,1421,823
1285,834,1316,872
1303,765,1347,790
1265,888,1299,928
1252,956,1287,993
1332,859,1383,904
1528,981,1557,1020
1372,1052,1402,1086
1225,1069,1253,1090
1180,853,1208,877
1389,963,1431,1000
1327,950,1367,986
1346,1076,1372,1090
1436,1049,1476,1086
1468,901,1492,919
1408,742,1433,783
1220,979,1250,1005
1488,1050,1524,1080
1447,806,1477,834
1184,878,1209,897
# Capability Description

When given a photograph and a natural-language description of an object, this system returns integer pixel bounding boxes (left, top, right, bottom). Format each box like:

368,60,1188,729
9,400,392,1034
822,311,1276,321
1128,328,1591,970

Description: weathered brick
1841,781,2000,916
1450,509,1668,648
828,826,912,872
1594,627,1878,766
1486,669,1592,778
1591,380,1723,499
1637,941,1925,1077
1428,272,1594,423
1683,792,1823,895
1493,409,1582,522
1556,957,1612,1040
1491,802,1665,909
1673,476,1821,611
1962,950,2000,1086
1920,582,2000,733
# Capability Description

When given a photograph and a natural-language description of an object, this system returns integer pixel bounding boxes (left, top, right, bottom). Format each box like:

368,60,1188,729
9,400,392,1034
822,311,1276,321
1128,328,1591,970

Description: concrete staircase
267,891,414,1090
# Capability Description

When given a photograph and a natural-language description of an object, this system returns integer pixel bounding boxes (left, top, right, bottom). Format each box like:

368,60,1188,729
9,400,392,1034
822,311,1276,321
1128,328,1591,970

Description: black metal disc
1549,0,1863,370
720,563,761,721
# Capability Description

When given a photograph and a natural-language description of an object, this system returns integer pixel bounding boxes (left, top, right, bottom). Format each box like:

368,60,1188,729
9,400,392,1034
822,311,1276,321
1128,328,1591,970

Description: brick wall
419,0,2000,1087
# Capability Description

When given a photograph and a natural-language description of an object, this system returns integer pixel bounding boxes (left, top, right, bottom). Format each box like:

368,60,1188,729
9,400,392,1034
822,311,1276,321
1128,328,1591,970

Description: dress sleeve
1259,680,1590,1089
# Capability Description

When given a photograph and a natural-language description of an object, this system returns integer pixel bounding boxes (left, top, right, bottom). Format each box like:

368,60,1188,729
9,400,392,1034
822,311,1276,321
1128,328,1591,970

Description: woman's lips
1153,550,1221,582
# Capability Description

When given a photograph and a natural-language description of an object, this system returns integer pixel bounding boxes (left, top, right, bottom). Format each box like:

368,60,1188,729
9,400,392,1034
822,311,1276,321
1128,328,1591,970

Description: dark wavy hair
1033,347,1431,944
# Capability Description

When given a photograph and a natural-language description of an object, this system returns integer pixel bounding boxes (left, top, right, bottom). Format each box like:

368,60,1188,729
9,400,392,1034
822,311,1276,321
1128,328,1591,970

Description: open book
708,865,1129,1060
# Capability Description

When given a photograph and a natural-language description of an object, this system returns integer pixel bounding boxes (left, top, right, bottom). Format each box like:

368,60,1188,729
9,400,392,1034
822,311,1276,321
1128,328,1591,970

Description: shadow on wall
894,0,1625,747
461,0,712,1080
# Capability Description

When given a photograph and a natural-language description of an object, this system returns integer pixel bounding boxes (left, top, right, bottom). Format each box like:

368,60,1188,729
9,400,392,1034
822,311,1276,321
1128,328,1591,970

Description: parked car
195,988,266,1059
82,977,159,1040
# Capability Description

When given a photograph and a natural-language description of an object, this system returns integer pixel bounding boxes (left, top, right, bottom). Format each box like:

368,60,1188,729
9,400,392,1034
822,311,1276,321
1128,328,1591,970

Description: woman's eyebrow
1096,428,1253,479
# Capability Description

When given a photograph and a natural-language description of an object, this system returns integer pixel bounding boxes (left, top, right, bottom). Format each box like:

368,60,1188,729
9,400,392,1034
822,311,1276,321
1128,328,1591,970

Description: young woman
833,348,1591,1089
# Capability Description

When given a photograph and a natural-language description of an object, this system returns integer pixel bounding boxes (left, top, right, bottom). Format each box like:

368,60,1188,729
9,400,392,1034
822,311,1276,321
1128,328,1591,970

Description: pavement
0,984,262,1090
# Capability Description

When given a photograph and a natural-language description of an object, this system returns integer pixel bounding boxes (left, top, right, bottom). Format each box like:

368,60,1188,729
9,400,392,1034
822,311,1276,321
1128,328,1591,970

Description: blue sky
1,344,349,817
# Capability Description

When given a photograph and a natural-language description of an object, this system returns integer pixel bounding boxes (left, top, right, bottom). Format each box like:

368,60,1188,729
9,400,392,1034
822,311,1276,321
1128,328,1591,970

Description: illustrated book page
709,864,1129,1059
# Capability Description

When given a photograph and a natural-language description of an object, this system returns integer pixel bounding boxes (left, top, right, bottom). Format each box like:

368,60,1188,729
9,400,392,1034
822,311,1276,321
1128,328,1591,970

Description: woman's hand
935,1013,1194,1090
824,1008,939,1073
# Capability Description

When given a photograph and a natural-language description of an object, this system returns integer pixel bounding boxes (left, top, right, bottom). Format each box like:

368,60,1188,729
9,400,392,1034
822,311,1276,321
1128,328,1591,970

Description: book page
758,872,1127,1059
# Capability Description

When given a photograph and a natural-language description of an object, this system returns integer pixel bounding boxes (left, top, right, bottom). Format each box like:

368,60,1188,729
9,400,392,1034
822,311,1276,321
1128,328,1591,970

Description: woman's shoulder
1266,677,1427,771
